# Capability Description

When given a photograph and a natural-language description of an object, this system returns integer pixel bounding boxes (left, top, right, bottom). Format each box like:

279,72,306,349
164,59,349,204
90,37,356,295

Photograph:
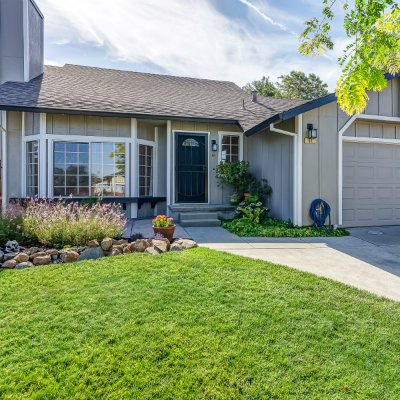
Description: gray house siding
301,102,340,226
6,111,23,198
246,128,293,222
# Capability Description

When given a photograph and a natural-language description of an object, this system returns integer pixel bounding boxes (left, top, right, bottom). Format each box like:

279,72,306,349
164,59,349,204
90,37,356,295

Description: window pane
54,142,65,152
66,143,78,152
221,135,240,163
138,144,153,197
54,141,125,198
26,141,38,196
90,142,126,197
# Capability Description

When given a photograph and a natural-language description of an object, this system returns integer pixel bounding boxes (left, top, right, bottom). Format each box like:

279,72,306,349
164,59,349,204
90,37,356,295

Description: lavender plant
22,198,127,246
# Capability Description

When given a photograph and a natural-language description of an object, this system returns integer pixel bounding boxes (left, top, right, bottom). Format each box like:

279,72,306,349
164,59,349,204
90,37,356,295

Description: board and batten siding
5,111,23,198
246,127,294,222
45,114,131,137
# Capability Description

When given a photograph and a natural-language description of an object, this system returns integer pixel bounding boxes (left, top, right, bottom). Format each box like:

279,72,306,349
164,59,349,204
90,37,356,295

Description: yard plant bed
0,248,399,399
222,217,349,237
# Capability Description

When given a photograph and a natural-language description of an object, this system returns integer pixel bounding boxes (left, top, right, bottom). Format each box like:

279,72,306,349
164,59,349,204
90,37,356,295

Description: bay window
53,141,126,197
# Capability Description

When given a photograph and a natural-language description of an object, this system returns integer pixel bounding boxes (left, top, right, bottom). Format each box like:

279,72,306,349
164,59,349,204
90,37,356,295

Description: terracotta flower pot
244,193,251,198
153,225,176,241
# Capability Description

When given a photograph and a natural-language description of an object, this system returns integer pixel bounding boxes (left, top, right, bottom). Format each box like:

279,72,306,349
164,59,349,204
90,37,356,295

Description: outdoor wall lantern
212,140,218,151
307,123,318,139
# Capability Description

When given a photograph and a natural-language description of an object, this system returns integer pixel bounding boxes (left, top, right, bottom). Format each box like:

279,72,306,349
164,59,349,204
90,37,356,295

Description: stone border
0,238,198,270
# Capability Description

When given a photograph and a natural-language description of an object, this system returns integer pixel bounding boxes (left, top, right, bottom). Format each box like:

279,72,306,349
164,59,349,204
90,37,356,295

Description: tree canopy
243,71,329,100
299,0,400,115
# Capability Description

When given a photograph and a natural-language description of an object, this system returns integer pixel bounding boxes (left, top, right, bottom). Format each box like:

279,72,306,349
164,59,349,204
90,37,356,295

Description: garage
342,141,400,227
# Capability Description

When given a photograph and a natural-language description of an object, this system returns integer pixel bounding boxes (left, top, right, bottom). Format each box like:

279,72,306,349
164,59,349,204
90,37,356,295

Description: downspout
0,111,7,212
270,115,303,226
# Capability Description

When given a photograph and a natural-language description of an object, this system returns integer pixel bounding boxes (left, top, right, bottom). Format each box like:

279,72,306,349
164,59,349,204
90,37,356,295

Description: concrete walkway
185,226,400,302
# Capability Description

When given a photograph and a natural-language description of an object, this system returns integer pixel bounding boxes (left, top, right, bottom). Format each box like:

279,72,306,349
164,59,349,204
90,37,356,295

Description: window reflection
53,141,125,197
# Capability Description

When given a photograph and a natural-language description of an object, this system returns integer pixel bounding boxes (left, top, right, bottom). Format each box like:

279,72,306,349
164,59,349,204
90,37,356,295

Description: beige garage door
343,142,400,227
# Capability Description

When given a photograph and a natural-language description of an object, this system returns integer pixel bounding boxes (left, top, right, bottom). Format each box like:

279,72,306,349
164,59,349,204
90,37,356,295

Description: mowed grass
0,248,400,399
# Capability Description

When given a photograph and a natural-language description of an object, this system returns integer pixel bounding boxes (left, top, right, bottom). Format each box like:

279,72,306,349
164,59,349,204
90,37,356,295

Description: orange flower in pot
152,215,176,241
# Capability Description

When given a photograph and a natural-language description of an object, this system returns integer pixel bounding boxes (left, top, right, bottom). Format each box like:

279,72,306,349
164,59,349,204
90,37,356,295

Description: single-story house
1,0,400,228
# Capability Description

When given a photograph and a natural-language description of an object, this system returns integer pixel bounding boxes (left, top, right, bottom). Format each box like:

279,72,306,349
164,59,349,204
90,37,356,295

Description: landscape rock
118,239,128,245
111,248,122,256
60,251,79,263
152,239,169,253
77,247,104,261
88,239,100,248
123,246,131,254
4,252,19,261
15,261,34,270
14,253,29,263
144,246,160,255
27,247,40,255
46,249,59,256
129,239,151,253
0,250,4,261
101,238,113,251
112,244,124,253
33,255,51,265
29,251,47,261
2,259,17,269
170,239,198,252
5,240,20,254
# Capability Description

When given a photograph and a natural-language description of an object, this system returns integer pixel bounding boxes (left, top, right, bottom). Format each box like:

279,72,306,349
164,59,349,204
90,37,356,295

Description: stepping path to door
185,226,400,302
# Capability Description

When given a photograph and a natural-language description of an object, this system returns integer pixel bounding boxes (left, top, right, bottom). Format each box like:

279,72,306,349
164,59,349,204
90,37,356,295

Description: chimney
251,90,257,103
0,0,44,84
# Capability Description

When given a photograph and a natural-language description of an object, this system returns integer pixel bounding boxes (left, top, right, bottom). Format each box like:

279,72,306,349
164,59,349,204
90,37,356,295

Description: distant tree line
243,70,329,100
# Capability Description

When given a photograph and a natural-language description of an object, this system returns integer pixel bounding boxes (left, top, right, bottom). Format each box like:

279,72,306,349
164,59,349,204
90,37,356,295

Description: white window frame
217,131,244,163
137,138,157,198
172,130,211,205
47,135,130,198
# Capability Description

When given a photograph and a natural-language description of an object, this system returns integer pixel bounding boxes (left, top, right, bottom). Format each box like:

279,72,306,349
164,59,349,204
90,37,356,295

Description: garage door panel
343,142,400,227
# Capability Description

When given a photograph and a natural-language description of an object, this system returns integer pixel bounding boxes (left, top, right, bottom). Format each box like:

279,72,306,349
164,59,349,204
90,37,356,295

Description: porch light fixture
212,140,218,151
307,123,318,139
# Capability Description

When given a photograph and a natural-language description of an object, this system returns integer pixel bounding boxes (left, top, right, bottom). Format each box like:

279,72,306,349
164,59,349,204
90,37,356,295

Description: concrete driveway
185,226,400,302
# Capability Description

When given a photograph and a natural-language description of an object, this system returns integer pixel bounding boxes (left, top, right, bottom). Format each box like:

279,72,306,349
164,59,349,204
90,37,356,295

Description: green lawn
0,248,399,399
222,217,349,237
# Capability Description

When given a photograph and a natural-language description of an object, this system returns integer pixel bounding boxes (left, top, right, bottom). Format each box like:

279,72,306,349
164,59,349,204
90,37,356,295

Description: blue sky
35,0,347,90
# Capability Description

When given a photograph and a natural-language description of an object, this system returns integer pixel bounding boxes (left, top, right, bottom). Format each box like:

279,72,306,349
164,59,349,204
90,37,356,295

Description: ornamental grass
22,198,127,247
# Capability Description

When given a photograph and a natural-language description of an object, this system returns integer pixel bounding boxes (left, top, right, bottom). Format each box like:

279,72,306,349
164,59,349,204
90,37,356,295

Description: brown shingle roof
0,64,308,133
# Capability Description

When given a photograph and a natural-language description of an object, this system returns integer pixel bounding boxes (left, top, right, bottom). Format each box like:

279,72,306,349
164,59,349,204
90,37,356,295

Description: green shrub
235,196,269,224
23,198,127,247
216,161,271,200
222,217,349,238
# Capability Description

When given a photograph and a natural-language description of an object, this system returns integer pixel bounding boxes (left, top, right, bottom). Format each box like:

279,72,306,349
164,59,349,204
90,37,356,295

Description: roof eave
0,105,242,127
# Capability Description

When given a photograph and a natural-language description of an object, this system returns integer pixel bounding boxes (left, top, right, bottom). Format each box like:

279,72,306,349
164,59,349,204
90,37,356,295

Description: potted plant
152,215,176,241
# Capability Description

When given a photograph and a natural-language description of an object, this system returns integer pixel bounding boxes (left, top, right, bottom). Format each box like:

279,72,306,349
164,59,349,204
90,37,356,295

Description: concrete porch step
180,218,221,227
180,212,218,221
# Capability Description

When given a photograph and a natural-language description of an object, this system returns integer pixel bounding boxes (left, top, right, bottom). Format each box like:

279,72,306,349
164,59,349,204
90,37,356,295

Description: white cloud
44,59,63,66
36,0,340,89
237,0,297,35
